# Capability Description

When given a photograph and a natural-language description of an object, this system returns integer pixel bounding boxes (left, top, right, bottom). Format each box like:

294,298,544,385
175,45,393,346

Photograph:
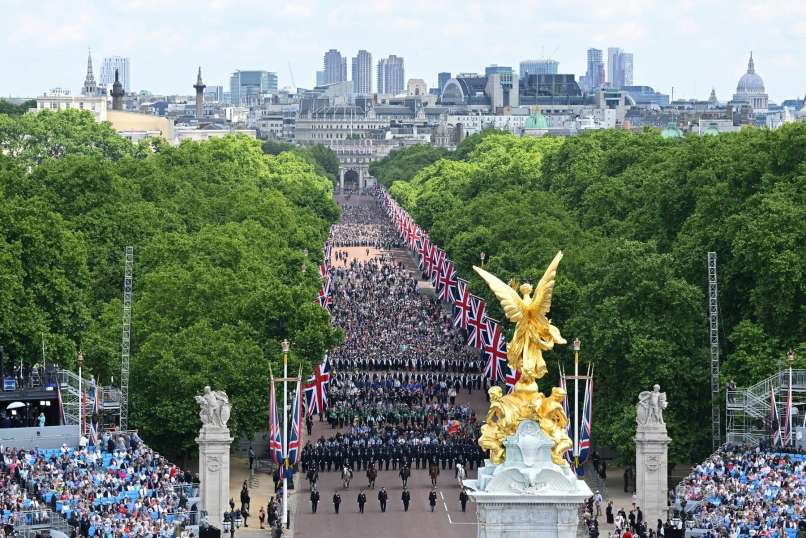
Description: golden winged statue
474,251,572,465
473,251,566,383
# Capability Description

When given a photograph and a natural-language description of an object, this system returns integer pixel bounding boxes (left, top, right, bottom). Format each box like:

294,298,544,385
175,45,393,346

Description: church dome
736,53,765,95
524,112,548,130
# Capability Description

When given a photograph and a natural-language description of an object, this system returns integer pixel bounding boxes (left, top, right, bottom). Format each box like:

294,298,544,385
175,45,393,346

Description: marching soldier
401,487,411,512
310,488,320,513
428,488,438,513
378,487,388,512
357,490,367,514
332,492,341,514
460,489,469,512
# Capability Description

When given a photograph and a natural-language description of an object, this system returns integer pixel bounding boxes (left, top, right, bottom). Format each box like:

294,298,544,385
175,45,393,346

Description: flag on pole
437,260,458,303
577,365,594,477
304,354,332,416
269,374,283,465
288,372,303,465
482,320,508,383
466,296,487,348
452,280,471,330
784,379,793,446
558,365,575,471
504,365,521,395
771,387,782,447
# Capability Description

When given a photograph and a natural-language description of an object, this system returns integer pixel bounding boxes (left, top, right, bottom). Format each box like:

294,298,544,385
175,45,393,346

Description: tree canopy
374,126,806,464
0,110,341,457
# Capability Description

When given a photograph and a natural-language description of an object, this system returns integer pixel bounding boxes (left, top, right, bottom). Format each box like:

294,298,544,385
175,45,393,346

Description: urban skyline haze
1,0,804,101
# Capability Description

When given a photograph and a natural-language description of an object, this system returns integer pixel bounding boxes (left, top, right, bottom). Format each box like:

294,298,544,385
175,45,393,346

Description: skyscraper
519,59,559,78
101,56,131,93
230,70,278,106
377,55,405,95
82,50,97,96
580,48,605,92
438,72,451,94
323,49,347,85
352,50,372,96
607,48,633,88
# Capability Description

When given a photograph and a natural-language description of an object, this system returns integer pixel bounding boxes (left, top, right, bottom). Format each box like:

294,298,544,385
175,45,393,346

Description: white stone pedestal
465,421,592,538
197,425,233,529
635,425,671,528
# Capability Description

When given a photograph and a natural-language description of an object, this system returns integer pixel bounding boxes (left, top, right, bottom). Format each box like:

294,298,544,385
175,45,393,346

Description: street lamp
281,338,290,528
572,338,581,468
480,252,486,268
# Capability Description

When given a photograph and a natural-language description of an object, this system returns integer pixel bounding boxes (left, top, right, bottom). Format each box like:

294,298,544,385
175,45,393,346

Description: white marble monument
635,384,671,527
195,386,233,529
464,420,592,538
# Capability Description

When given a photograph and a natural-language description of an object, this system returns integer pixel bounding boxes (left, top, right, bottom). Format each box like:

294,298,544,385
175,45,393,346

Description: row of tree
0,110,342,456
370,126,806,464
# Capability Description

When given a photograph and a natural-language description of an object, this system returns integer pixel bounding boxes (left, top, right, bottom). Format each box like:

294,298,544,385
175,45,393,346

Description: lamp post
77,351,84,435
480,252,486,268
573,338,580,469
281,339,290,528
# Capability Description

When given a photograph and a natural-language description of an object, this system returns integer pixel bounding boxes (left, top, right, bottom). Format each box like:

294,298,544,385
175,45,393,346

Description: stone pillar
635,387,671,527
196,391,234,529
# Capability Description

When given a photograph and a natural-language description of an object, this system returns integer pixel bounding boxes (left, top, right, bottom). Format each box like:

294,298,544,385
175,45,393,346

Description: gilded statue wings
473,251,564,322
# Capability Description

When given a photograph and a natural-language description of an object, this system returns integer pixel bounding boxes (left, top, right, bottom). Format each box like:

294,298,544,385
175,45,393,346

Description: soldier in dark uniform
357,491,367,513
324,446,332,472
310,489,320,513
381,445,390,471
401,487,411,512
332,492,341,514
378,487,388,512
460,489,469,512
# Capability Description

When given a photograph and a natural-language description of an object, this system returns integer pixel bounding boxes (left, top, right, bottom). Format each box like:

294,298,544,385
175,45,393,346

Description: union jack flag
466,296,487,349
304,354,331,416
771,387,782,447
430,248,445,287
482,320,508,383
418,238,431,273
288,375,303,465
437,260,458,303
453,280,471,331
558,366,574,471
577,366,594,475
319,264,330,280
269,375,283,465
317,280,332,310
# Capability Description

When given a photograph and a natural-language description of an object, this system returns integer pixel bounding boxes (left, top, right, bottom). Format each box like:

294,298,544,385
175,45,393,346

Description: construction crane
708,252,721,450
120,246,133,431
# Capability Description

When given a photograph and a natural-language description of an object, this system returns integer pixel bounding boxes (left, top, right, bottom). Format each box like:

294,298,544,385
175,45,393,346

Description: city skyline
1,0,804,102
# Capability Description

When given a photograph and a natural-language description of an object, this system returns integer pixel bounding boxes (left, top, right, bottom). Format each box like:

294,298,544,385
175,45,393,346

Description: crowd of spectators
330,203,401,249
0,431,200,538
676,445,806,538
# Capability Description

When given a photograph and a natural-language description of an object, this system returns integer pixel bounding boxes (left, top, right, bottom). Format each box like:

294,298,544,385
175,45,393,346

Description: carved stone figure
636,384,667,426
195,386,231,429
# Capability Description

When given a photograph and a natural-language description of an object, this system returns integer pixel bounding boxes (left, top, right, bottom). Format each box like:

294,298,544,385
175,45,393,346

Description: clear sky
2,0,804,102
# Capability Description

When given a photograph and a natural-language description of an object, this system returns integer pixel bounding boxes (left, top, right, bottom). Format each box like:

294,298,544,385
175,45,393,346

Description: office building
352,50,372,96
204,86,224,102
100,56,131,93
407,79,428,97
323,49,348,85
519,59,559,78
230,70,278,106
438,72,451,94
580,48,605,92
607,48,633,88
377,55,405,95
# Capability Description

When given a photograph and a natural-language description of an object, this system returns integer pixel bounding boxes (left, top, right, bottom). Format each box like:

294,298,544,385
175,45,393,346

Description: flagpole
573,338,580,469
282,339,290,528
788,349,795,447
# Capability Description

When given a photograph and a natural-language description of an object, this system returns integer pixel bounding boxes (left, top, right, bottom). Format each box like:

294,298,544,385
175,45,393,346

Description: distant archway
343,169,359,193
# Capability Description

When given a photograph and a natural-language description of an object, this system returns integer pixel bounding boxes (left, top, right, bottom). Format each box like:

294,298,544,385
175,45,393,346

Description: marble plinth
464,420,592,538
196,425,233,529
635,425,671,528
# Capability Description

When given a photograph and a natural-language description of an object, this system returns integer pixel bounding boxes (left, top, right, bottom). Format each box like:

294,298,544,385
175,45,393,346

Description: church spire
747,51,755,75
82,49,97,96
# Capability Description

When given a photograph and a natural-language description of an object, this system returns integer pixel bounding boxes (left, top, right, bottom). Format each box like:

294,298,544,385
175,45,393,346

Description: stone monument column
196,386,234,529
634,384,671,527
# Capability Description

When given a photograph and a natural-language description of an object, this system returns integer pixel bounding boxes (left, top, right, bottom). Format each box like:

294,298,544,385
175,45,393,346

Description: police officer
332,492,341,514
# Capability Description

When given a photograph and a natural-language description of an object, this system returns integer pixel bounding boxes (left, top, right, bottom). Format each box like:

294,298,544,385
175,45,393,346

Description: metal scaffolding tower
120,246,133,431
708,252,721,450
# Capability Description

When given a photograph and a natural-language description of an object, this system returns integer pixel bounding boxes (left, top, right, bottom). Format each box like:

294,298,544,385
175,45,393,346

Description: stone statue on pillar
196,386,234,531
635,384,671,529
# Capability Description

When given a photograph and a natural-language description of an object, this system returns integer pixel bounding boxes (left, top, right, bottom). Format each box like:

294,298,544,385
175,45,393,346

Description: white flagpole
573,338,580,468
282,339,289,528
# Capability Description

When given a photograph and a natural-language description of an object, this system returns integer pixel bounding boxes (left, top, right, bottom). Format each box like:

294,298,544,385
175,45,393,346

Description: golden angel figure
473,251,566,383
